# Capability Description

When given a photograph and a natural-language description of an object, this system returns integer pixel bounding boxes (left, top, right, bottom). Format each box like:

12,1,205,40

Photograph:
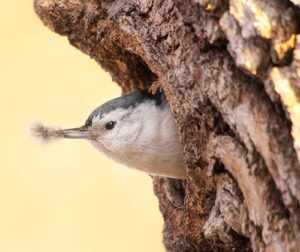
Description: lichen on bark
34,0,300,251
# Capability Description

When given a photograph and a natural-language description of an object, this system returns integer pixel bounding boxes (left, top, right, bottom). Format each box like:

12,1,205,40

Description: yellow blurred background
0,1,164,252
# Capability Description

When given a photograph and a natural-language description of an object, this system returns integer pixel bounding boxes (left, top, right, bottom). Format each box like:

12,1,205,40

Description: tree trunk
34,0,300,251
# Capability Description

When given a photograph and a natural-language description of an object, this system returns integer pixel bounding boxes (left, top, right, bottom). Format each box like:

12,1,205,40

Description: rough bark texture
34,0,300,251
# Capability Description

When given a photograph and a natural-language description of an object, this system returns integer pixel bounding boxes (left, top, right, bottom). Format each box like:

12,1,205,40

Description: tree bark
34,0,300,251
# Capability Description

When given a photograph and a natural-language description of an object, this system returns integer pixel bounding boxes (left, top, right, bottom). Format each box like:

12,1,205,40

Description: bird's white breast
91,101,186,179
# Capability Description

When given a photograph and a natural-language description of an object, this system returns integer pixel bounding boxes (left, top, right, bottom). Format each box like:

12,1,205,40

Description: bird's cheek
90,138,108,151
95,134,109,147
114,130,132,144
89,127,103,139
96,134,113,148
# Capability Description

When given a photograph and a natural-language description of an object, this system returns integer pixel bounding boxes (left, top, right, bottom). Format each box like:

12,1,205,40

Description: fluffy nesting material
31,123,64,143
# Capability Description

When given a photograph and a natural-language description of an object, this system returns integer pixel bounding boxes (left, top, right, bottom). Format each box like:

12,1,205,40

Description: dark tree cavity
34,0,300,251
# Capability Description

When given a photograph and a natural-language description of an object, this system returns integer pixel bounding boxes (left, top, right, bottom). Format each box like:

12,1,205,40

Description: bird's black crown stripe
85,88,166,126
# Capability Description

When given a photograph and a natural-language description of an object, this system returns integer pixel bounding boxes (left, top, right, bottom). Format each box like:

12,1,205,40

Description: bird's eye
105,121,116,130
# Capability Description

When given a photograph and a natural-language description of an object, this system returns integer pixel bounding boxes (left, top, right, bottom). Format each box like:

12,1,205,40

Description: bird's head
32,89,166,155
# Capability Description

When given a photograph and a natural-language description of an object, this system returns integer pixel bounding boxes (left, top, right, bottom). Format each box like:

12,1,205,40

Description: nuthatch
32,88,186,205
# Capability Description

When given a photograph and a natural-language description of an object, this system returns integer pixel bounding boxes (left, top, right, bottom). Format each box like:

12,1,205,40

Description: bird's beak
61,126,91,139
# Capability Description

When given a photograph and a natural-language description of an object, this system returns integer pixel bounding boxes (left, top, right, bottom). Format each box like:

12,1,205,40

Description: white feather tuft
31,123,64,144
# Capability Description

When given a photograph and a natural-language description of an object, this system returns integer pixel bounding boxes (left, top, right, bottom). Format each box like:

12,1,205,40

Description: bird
32,88,186,205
